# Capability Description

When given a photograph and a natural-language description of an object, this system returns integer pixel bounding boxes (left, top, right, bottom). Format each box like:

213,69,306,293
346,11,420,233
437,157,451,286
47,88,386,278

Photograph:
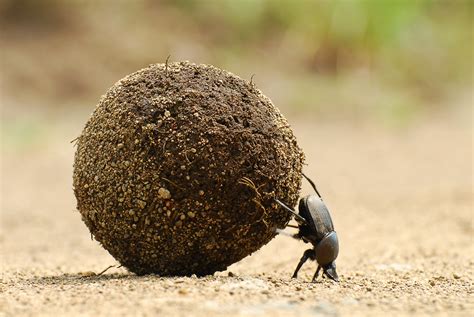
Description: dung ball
73,61,304,276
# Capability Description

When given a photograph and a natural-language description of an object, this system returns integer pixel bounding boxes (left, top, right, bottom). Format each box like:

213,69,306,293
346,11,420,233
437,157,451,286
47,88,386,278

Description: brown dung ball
73,61,304,276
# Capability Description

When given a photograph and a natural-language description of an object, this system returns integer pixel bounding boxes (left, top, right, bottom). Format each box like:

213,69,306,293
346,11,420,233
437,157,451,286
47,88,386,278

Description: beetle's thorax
315,231,339,265
298,195,334,241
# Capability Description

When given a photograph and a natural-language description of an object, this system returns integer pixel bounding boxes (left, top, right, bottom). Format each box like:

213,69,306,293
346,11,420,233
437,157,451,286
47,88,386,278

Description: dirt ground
1,106,473,317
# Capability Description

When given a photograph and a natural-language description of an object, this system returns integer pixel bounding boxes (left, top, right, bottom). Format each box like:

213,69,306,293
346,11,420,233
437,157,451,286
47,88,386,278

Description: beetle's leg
311,265,322,282
275,229,303,242
274,199,307,225
292,249,315,278
302,173,322,199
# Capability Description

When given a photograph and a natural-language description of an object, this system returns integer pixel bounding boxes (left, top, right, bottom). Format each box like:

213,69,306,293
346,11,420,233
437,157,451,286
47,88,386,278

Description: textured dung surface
73,61,304,276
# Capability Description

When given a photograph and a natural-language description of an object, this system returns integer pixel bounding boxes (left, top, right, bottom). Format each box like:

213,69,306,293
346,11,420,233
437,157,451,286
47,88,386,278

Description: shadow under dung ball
73,61,304,276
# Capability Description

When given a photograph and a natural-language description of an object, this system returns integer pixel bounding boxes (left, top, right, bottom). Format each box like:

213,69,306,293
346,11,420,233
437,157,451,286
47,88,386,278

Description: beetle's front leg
311,265,322,282
292,249,315,278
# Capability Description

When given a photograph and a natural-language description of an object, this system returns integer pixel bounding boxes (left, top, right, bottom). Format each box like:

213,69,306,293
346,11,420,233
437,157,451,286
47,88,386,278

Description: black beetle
275,174,339,282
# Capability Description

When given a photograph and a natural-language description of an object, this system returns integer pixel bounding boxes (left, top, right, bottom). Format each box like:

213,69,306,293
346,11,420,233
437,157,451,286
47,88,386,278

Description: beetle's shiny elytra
275,174,339,282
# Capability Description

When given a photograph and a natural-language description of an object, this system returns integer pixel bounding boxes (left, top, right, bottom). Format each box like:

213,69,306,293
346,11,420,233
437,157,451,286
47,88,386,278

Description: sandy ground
1,107,473,317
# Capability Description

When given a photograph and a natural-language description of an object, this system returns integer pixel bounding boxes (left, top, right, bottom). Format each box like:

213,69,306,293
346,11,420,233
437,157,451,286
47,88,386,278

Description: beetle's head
315,231,339,281
315,232,339,262
322,262,339,282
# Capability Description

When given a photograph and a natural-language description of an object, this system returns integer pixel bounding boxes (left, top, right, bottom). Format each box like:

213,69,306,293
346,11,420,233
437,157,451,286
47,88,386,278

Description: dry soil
1,109,473,317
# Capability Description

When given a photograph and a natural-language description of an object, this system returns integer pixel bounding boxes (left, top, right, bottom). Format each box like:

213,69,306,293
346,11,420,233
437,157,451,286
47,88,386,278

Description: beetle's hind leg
292,249,315,279
302,173,322,198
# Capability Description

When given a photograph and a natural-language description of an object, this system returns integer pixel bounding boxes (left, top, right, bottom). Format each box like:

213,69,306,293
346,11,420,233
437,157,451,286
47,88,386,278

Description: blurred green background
0,0,472,140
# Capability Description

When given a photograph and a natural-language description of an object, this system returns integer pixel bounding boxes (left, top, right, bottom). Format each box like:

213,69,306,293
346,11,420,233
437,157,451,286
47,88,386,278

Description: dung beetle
275,174,339,282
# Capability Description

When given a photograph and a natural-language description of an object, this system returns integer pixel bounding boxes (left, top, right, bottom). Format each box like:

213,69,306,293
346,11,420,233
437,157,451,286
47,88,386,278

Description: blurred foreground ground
1,101,472,316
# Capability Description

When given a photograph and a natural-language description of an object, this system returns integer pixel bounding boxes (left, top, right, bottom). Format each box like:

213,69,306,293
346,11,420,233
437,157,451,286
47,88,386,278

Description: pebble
158,188,171,199
137,200,146,209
